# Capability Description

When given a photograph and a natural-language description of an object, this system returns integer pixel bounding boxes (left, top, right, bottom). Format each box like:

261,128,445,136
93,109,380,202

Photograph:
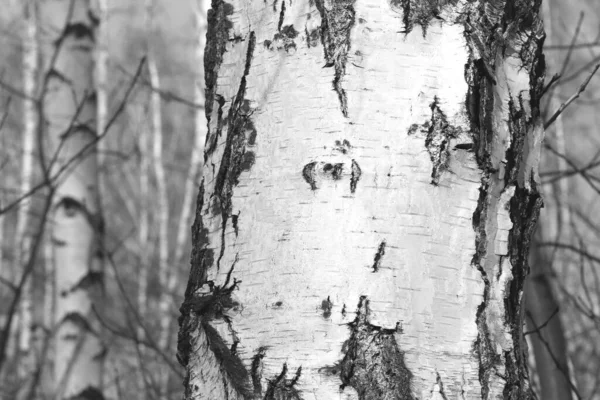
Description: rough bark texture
178,0,545,398
41,1,105,398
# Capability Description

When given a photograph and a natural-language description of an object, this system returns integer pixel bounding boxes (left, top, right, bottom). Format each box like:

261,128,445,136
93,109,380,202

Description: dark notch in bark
372,240,386,272
350,159,361,193
263,363,303,400
391,0,457,37
464,0,545,397
61,271,103,296
314,0,356,117
251,347,268,395
61,312,94,333
407,97,462,185
320,296,413,399
68,386,105,400
56,23,95,45
321,296,333,319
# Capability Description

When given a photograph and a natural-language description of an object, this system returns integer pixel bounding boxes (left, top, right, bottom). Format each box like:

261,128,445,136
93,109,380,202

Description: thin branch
544,63,600,129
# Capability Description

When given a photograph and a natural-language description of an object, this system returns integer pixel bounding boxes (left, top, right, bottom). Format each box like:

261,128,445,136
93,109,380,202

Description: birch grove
177,0,546,398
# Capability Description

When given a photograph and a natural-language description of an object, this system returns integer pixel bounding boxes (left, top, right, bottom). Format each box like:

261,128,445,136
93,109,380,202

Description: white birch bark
143,0,171,353
178,0,546,399
40,1,105,397
15,0,38,378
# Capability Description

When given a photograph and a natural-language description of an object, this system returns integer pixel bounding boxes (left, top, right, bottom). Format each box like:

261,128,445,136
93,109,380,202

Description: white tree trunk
15,0,38,379
179,0,546,398
40,1,105,397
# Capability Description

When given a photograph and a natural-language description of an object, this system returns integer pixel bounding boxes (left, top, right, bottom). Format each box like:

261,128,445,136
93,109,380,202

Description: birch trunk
40,1,105,397
177,0,546,398
16,0,38,379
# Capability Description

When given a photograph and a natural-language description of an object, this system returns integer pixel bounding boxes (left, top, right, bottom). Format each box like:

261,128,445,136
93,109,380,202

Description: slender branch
544,64,600,129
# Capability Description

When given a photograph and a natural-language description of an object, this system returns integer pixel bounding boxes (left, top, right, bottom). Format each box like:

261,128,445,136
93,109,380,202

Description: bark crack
314,0,356,117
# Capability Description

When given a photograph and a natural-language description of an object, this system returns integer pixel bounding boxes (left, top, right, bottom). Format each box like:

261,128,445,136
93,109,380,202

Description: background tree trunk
177,0,546,399
40,1,105,397
15,0,38,383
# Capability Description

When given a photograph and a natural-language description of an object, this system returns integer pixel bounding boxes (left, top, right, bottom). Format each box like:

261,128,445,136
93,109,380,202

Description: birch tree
177,0,546,398
40,0,105,397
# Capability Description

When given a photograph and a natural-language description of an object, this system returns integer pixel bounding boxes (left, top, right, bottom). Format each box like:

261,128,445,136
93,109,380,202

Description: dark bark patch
61,23,95,42
302,161,318,190
264,363,303,400
323,296,413,399
314,0,356,117
390,0,457,37
62,271,103,296
251,347,268,395
68,387,105,400
278,1,286,31
350,159,361,193
265,25,298,53
204,0,234,120
57,196,85,218
408,96,462,185
334,139,351,154
372,240,386,272
232,212,240,236
62,312,94,333
305,26,321,48
321,296,333,319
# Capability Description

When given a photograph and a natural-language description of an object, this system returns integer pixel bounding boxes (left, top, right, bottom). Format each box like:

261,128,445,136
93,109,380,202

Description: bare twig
544,64,600,129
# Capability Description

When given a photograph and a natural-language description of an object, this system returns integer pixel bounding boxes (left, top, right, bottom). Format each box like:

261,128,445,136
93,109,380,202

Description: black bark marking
61,271,103,296
302,162,318,190
278,1,286,31
350,159,361,193
213,31,256,269
314,0,356,117
70,387,106,400
408,96,462,185
205,94,226,155
58,196,85,218
322,163,344,180
251,347,268,395
321,296,333,319
62,312,94,333
435,373,449,400
391,0,457,36
463,1,545,397
60,23,95,43
232,212,240,236
372,240,386,272
341,303,347,317
204,0,234,121
305,26,321,48
334,139,351,154
265,24,298,53
321,296,413,398
263,363,303,400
